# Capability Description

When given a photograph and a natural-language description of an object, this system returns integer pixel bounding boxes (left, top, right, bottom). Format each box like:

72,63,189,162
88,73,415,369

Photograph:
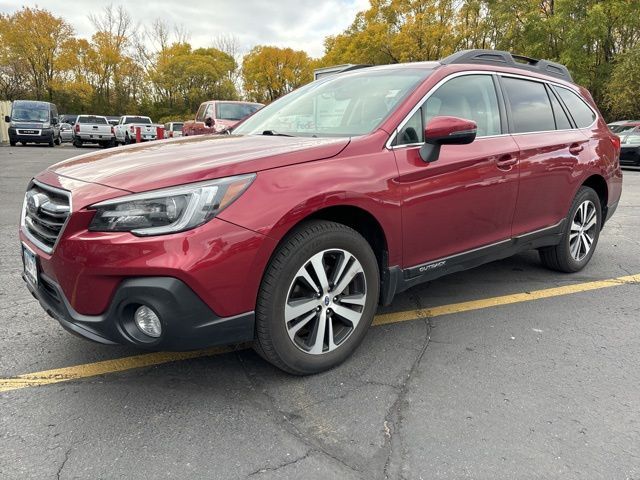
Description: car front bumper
9,127,53,143
23,272,254,350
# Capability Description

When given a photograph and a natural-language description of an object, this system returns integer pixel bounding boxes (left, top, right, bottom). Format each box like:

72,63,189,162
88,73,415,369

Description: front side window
554,86,596,128
502,77,556,133
195,104,207,122
233,67,432,137
205,103,216,119
395,74,501,146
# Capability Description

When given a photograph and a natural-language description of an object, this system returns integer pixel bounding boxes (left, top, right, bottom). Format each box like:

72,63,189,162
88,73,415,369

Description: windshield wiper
262,130,294,137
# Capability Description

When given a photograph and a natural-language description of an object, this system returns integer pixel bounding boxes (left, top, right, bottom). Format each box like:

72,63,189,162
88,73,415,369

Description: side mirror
4,115,9,123
52,117,58,125
419,116,477,163
205,117,215,128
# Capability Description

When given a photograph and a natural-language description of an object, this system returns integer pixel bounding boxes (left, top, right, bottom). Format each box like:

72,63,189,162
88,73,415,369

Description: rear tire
255,220,379,375
539,186,602,273
73,139,82,148
54,135,61,146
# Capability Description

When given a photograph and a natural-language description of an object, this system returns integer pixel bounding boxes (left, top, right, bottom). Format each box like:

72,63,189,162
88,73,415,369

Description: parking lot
1,144,639,479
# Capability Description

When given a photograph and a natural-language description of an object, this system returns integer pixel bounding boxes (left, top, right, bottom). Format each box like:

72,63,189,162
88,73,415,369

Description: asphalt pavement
1,143,639,479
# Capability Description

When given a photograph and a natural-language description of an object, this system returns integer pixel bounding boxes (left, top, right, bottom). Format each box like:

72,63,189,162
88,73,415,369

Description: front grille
22,181,71,253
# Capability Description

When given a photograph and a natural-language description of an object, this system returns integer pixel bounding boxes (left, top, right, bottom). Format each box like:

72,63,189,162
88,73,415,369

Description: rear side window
502,77,555,133
547,87,572,130
554,87,596,128
78,116,107,125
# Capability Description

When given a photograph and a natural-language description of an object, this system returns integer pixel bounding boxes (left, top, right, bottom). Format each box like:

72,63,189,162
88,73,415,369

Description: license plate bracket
22,244,39,287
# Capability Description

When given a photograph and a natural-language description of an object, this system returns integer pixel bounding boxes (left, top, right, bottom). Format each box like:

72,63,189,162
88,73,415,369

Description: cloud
0,0,371,58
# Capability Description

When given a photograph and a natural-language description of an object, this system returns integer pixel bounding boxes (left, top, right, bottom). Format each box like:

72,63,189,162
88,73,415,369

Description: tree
606,46,640,120
242,46,313,103
0,7,73,100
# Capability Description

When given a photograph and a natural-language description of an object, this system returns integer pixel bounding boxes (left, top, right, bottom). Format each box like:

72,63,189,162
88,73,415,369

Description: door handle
496,154,518,170
569,143,584,155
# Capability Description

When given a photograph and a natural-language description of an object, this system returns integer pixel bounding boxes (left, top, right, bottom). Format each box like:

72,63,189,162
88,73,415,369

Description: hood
48,134,350,192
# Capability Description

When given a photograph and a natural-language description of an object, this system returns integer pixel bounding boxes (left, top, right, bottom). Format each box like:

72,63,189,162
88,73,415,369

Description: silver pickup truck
73,115,115,148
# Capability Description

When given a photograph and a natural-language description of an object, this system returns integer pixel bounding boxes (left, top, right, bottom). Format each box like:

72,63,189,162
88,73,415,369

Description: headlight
89,174,255,236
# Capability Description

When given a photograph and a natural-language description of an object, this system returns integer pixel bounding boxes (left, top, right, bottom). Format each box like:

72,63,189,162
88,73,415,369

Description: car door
392,73,521,270
499,75,592,236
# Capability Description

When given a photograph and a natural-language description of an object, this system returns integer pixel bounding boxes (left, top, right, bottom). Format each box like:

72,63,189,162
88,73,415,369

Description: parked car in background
618,124,640,166
106,116,120,126
59,123,74,142
6,100,61,147
182,100,263,136
607,120,640,133
164,122,183,138
114,115,161,144
59,114,78,126
19,50,622,375
73,115,115,148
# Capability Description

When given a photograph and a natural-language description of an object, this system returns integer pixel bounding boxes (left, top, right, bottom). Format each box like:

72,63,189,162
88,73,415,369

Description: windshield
216,102,263,121
611,124,638,134
233,67,432,137
124,117,151,125
173,123,183,131
621,128,640,144
12,103,49,123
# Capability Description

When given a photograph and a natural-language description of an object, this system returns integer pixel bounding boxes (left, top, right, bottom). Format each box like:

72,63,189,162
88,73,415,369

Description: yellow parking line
1,273,638,394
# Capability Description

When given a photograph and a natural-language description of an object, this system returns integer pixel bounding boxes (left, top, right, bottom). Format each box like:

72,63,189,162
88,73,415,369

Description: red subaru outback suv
21,50,622,374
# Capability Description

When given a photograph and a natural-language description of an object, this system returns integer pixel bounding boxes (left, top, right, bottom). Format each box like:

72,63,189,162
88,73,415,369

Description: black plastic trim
384,220,566,300
440,49,573,82
23,274,255,350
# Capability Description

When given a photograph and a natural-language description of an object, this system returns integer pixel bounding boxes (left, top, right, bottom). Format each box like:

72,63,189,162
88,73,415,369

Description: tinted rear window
173,123,183,131
502,77,556,133
554,87,596,128
78,116,107,125
124,117,151,124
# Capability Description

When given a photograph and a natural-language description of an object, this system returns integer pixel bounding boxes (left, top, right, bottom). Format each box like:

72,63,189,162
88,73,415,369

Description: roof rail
313,64,372,80
439,49,573,82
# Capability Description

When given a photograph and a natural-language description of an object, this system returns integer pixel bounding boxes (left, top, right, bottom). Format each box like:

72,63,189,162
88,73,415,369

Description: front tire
54,135,61,146
255,221,379,375
539,186,602,272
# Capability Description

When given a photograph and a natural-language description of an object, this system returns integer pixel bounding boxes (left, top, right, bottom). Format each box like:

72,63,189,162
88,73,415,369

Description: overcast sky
0,0,369,58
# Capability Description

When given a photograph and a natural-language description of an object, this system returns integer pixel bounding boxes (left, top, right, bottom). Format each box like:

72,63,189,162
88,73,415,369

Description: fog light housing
134,305,162,338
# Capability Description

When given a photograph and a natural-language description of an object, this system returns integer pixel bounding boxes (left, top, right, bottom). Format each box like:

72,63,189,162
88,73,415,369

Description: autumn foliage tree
242,46,313,104
3,2,640,120
0,7,73,100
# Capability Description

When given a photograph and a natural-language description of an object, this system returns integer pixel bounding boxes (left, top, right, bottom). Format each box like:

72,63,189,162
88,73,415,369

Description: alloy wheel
569,200,597,261
285,248,367,355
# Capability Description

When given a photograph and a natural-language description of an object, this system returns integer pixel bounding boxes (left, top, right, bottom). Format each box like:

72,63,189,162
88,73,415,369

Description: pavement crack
56,446,71,480
248,449,314,476
236,352,364,476
383,292,432,480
